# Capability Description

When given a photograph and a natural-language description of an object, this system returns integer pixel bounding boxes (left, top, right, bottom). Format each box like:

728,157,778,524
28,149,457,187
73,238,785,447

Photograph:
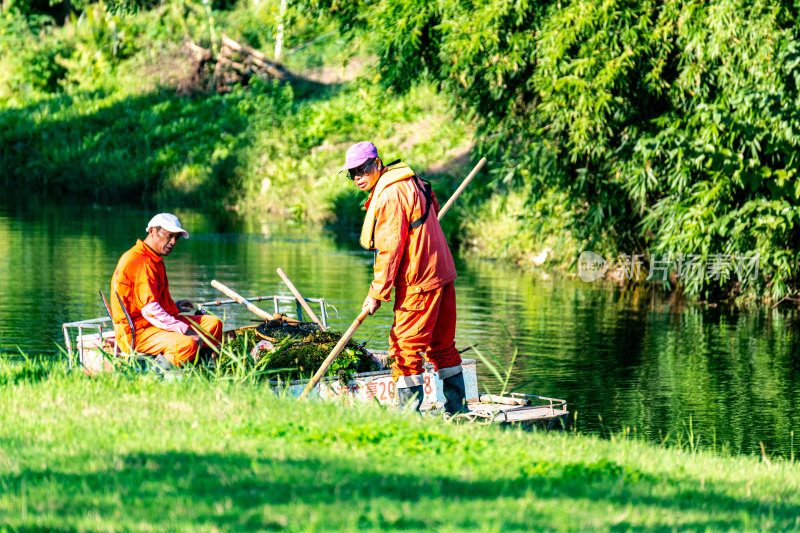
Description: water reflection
1,199,799,456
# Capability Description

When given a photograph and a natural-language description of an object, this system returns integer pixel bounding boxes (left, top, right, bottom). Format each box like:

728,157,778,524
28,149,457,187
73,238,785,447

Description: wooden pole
210,280,272,321
437,157,487,221
276,267,327,331
299,308,369,399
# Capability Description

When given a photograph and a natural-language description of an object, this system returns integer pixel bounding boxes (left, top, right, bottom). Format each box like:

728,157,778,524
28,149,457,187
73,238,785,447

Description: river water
2,198,800,457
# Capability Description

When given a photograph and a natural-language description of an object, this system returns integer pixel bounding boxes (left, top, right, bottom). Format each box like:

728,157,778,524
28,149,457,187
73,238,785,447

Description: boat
62,293,568,428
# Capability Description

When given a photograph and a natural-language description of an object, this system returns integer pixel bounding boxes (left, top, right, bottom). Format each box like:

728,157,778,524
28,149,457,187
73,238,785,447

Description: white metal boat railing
63,294,328,368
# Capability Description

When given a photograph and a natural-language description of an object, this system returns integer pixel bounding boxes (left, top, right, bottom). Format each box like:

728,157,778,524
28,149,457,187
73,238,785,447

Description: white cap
146,213,189,239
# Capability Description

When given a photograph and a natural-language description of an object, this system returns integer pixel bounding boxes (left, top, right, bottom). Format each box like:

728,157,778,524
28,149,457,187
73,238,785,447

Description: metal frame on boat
62,294,329,373
62,294,568,427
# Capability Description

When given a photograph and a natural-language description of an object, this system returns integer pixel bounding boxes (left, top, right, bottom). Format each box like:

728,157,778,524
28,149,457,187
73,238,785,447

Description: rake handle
276,267,327,332
437,157,486,221
299,308,370,399
210,280,272,321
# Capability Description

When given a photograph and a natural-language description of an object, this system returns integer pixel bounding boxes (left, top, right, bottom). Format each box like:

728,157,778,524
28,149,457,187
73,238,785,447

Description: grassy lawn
1,358,799,532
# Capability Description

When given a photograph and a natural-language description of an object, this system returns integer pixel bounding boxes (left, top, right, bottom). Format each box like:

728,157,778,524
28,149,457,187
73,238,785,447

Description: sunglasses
348,159,375,180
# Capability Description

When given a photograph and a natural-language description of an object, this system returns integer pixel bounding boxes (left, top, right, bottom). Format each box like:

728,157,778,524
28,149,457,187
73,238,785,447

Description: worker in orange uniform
339,141,467,415
110,213,222,368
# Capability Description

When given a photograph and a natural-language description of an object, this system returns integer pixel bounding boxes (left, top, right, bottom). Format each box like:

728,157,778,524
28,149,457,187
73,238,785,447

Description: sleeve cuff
368,285,392,302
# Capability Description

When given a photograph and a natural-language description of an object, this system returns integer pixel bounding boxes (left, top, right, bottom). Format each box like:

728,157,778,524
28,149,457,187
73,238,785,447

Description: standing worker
339,141,467,414
110,213,222,367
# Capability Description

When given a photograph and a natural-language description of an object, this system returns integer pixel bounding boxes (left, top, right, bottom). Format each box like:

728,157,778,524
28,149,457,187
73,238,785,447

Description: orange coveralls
363,162,462,387
110,239,222,366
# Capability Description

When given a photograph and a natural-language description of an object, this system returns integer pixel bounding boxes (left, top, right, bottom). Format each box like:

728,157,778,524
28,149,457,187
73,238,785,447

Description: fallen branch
182,34,295,94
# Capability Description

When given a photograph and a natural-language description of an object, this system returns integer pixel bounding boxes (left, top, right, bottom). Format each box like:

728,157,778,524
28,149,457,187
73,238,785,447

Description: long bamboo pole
298,156,487,400
210,280,273,321
276,268,327,331
436,157,487,221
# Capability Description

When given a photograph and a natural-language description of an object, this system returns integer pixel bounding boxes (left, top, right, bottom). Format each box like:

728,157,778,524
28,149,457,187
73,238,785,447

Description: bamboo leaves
309,0,800,301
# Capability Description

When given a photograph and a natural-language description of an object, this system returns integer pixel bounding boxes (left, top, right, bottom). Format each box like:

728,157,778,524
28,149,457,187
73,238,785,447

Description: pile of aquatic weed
215,325,382,384
255,318,322,340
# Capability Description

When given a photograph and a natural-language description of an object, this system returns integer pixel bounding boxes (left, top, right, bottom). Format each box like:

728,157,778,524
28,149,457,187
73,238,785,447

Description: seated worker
110,213,222,367
339,141,467,415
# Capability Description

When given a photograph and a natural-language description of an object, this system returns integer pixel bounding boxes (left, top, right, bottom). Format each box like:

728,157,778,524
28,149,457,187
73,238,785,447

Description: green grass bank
1,357,799,532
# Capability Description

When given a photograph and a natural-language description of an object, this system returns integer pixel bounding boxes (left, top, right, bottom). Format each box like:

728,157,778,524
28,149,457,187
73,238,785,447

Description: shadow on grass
2,448,797,530
0,75,341,209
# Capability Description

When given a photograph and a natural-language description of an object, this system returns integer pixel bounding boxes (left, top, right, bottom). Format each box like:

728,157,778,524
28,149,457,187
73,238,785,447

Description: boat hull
64,318,568,427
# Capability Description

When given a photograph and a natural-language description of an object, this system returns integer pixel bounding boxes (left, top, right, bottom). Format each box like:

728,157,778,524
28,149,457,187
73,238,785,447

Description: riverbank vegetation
309,0,800,305
0,0,474,227
3,0,800,304
1,355,799,531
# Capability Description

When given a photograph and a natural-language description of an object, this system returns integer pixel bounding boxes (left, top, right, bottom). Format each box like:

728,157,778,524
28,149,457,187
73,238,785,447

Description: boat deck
416,394,568,427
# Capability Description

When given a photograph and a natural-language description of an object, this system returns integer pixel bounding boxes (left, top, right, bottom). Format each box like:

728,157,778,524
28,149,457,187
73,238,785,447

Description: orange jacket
110,239,180,338
363,162,457,301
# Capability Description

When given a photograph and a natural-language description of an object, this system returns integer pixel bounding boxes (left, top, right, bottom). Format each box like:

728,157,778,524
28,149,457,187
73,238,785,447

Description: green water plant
470,323,537,397
210,326,380,385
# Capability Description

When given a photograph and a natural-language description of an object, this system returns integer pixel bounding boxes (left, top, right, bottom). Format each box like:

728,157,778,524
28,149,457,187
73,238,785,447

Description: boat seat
98,290,181,373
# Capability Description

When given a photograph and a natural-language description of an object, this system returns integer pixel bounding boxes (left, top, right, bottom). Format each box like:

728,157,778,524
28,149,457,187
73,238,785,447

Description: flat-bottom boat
62,294,568,428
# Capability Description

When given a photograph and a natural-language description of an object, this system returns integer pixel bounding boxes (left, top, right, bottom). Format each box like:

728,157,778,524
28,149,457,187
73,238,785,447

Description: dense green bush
0,0,470,224
0,10,69,94
20,35,74,92
310,0,800,302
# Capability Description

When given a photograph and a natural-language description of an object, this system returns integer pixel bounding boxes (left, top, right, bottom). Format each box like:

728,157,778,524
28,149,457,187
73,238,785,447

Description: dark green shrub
18,36,74,93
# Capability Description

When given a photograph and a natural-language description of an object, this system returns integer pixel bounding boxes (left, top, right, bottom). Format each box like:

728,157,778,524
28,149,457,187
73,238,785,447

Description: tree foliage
310,0,800,302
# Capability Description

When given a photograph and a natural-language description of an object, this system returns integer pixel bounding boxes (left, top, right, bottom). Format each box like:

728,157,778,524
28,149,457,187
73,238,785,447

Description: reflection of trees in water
631,308,800,456
456,263,800,456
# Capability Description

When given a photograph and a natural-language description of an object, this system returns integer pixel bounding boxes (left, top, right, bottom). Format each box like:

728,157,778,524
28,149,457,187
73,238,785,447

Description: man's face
148,227,182,256
349,159,381,191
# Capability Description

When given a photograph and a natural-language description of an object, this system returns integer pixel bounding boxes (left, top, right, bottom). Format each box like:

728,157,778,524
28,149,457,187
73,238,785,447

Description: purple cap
338,141,379,174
